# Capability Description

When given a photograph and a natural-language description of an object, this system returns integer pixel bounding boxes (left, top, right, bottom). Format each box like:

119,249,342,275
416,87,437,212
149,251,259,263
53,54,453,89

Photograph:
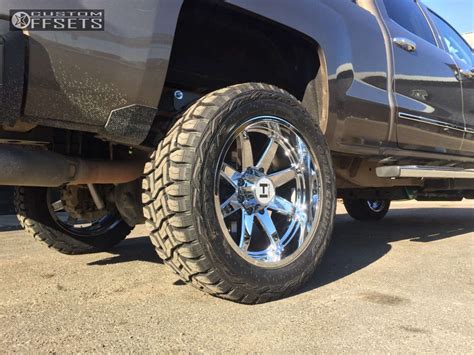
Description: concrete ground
0,201,473,353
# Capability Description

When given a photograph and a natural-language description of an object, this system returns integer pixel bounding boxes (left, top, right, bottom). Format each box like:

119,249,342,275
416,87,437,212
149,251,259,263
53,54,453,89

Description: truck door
377,0,465,155
427,9,474,156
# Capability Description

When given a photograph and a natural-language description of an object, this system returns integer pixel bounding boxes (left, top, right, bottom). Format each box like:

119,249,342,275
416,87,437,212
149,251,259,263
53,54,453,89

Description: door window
382,0,436,46
428,10,473,67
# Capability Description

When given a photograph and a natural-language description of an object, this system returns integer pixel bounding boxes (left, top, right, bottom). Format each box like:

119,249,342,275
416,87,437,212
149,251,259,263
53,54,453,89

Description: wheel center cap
253,177,275,206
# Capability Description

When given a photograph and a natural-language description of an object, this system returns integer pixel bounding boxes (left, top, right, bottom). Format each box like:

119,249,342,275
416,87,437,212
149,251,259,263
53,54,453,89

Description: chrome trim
379,147,474,163
393,37,417,52
398,112,466,133
376,165,474,179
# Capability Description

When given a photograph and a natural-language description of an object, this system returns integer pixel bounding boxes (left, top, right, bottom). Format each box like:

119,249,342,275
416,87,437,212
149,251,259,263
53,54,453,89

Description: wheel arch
154,0,347,135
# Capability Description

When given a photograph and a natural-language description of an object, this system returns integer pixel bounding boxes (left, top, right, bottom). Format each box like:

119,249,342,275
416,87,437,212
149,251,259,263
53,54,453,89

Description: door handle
393,37,417,52
460,68,474,80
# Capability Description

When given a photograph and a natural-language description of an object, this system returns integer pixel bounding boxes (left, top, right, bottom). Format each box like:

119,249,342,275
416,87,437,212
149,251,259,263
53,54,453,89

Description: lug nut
238,178,245,187
237,195,245,203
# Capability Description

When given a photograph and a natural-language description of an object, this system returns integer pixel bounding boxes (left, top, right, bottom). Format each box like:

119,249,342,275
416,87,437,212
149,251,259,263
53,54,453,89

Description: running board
376,165,474,179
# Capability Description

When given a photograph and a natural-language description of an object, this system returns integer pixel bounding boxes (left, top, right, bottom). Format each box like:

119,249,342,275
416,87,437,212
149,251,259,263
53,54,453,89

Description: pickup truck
0,0,473,303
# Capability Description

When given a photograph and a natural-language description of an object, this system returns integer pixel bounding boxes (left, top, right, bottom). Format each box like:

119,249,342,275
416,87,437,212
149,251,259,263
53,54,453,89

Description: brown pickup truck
1,0,473,303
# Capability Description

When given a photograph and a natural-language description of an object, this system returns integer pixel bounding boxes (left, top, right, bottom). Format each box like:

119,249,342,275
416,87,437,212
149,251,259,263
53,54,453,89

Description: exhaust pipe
0,145,145,187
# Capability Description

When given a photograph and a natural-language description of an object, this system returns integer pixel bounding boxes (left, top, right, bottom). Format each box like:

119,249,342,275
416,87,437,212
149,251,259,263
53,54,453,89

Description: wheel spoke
295,206,308,231
237,131,254,171
221,193,240,218
296,135,310,165
256,138,279,173
268,168,296,187
239,212,254,251
256,210,279,247
268,196,295,216
220,163,240,188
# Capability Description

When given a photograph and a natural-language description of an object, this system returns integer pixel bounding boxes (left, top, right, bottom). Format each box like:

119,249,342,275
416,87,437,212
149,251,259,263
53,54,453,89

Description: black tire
142,83,336,303
343,198,391,221
14,187,132,254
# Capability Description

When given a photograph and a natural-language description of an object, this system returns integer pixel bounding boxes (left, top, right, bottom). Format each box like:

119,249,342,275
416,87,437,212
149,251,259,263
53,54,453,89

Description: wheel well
164,0,324,109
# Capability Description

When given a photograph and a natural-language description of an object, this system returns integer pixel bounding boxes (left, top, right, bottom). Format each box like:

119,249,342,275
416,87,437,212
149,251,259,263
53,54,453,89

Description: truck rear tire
15,186,132,254
343,198,390,221
142,83,336,303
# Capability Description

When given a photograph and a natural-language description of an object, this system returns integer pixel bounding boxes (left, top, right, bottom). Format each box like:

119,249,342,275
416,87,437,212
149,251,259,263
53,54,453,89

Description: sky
423,0,474,34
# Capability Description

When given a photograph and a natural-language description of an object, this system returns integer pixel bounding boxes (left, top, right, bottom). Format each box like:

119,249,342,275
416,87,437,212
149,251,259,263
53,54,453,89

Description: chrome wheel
367,200,386,213
215,116,323,266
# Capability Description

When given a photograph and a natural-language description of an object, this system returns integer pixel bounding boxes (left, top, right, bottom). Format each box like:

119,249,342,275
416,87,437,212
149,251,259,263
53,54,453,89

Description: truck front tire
142,83,336,303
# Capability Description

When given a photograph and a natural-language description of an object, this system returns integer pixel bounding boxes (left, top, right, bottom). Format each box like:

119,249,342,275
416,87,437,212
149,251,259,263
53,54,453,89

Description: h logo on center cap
255,178,275,206
259,183,269,198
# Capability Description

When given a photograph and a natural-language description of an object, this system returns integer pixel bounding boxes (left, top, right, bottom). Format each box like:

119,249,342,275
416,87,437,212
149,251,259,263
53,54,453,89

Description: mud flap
0,20,26,126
